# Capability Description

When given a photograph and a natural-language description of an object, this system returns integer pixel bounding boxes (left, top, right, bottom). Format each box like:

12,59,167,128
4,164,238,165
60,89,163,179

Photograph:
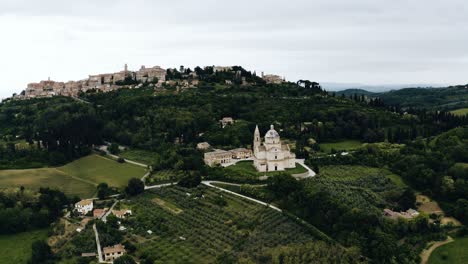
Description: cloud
1,0,468,98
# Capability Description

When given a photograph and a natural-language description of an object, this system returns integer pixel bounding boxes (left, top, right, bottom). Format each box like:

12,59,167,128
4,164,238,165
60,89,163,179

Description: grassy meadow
58,154,146,188
428,236,468,264
119,149,159,165
0,229,48,264
450,108,468,116
0,168,96,197
0,154,146,198
319,140,363,153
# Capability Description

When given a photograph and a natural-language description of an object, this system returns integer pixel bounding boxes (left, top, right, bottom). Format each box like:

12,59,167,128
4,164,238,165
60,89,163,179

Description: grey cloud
1,0,468,99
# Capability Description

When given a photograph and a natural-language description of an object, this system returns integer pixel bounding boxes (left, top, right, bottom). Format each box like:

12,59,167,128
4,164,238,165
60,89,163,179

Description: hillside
334,88,377,97
337,85,468,111
379,85,468,110
1,66,467,263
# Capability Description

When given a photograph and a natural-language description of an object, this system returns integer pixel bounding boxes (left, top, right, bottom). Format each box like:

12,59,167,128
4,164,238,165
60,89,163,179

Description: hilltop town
13,65,286,99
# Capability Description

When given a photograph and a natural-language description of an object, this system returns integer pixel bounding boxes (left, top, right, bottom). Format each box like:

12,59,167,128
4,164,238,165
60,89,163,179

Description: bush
177,172,201,188
441,251,448,260
108,143,121,155
114,255,136,264
117,157,125,163
125,178,145,196
29,240,52,264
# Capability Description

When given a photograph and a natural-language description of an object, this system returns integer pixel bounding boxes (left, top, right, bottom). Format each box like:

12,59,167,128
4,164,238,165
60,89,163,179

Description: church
253,125,296,172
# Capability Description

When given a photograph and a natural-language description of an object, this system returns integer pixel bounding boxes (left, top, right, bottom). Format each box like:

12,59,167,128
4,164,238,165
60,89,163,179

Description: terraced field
124,186,323,263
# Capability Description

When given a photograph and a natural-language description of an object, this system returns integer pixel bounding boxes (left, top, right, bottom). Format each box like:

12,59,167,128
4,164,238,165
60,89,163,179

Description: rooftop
103,244,126,254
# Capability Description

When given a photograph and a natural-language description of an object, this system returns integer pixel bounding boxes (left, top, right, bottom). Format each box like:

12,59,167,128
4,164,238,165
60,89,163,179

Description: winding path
420,236,454,264
93,224,104,263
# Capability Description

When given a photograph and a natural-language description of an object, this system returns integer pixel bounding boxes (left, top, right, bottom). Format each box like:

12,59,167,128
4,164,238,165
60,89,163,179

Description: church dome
265,125,280,139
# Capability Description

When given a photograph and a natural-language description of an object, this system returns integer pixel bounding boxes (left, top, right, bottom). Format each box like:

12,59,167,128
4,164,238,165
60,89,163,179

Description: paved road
145,182,175,190
141,171,151,182
98,144,148,168
93,224,104,263
294,159,316,178
101,200,119,222
202,181,282,212
205,181,266,187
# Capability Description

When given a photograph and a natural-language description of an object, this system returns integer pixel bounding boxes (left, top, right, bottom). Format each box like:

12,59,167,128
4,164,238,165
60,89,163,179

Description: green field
428,237,468,264
319,140,362,153
59,154,146,188
0,168,96,197
120,149,158,165
123,186,335,263
0,154,146,198
450,108,468,116
0,229,48,264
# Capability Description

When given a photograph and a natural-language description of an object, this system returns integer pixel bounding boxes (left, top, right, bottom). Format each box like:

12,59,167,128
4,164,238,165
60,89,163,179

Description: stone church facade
253,125,296,172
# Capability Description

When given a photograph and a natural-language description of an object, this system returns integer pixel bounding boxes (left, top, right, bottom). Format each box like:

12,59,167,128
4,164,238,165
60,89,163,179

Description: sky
1,0,468,98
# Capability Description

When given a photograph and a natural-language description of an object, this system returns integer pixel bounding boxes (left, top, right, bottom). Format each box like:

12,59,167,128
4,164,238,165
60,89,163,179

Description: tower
253,125,261,155
124,63,128,73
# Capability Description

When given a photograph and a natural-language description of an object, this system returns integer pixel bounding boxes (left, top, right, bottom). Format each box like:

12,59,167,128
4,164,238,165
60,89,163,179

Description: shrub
125,178,145,196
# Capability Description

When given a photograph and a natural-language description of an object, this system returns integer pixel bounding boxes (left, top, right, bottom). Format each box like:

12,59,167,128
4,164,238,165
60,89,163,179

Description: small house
103,244,126,262
75,199,93,215
219,117,234,128
112,209,132,219
197,142,211,151
93,208,107,219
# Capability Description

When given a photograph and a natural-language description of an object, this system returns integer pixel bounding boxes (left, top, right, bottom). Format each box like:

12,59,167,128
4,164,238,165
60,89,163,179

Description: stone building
220,117,234,128
253,125,296,172
204,149,232,166
262,73,284,84
197,142,211,150
103,244,126,262
230,148,252,159
135,65,166,83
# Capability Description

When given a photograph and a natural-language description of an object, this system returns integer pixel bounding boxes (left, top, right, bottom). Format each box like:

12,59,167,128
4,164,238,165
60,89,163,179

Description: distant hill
334,89,377,97
378,85,468,110
322,82,446,92
336,85,468,111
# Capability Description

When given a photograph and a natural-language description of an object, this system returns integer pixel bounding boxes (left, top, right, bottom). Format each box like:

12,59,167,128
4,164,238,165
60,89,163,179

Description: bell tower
253,125,261,155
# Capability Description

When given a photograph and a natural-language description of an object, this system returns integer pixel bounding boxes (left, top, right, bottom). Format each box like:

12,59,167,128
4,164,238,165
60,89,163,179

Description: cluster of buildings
14,64,288,100
74,199,132,219
17,64,166,99
203,124,296,172
75,199,131,262
383,208,420,220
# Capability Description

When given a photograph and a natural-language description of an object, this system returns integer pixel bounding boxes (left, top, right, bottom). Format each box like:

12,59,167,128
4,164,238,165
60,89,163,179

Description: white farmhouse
75,199,93,215
253,125,296,172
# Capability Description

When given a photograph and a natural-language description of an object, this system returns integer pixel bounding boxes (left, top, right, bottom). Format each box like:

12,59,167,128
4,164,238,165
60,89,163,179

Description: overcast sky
1,0,467,98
